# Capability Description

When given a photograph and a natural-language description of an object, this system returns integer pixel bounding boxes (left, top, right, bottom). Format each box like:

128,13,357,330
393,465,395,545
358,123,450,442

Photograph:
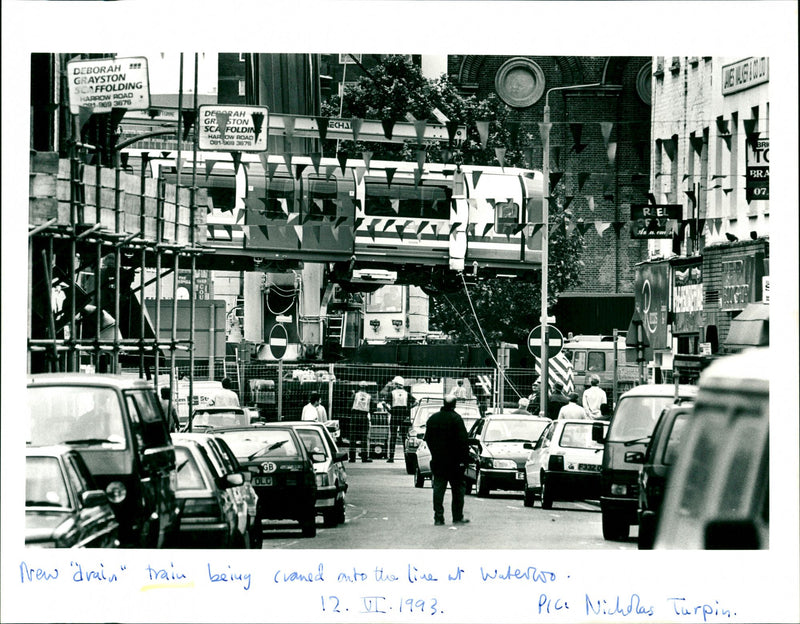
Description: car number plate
578,463,601,472
253,476,274,487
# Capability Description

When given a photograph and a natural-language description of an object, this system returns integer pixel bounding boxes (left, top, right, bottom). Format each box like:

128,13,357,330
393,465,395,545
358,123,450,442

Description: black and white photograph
2,2,798,623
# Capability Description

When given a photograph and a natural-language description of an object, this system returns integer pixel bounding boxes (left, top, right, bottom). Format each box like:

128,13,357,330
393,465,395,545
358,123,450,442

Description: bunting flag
201,158,214,180
385,167,396,187
611,222,626,235
161,151,171,160
381,219,396,232
537,122,552,145
530,223,544,237
482,223,494,237
77,106,93,135
594,221,611,236
416,149,427,170
690,136,705,155
294,163,308,180
181,110,196,141
333,216,347,229
309,152,322,175
742,118,758,138
549,172,564,188
413,120,427,144
413,168,423,187
430,223,440,238
329,224,340,242
293,225,303,244
645,192,657,204
449,222,463,236
395,223,405,241
315,117,329,142
390,199,400,214
337,151,348,175
586,195,595,212
215,112,230,139
495,147,507,169
446,120,460,146
283,153,293,172
577,220,591,236
258,225,269,240
311,224,321,244
418,220,430,235
362,151,373,170
355,167,366,185
351,118,363,143
663,137,677,160
578,172,591,192
258,152,269,172
512,223,526,235
381,118,395,140
723,187,733,194
684,189,697,207
325,165,337,180
476,120,490,149
231,152,242,175
467,223,477,237
562,196,574,211
607,142,617,167
279,198,289,215
251,111,265,144
472,170,483,188
599,121,614,148
286,212,298,225
366,221,377,241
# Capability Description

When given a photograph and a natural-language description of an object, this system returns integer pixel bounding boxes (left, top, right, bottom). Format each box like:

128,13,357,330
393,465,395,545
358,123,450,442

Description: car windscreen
484,418,549,443
412,405,439,427
216,429,300,461
26,456,71,508
174,446,207,490
193,410,248,428
296,428,329,460
607,396,676,442
558,422,604,449
28,386,126,449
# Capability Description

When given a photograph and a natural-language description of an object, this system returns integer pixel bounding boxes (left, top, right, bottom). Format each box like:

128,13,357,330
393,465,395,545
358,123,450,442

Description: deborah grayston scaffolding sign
67,57,150,114
199,105,269,152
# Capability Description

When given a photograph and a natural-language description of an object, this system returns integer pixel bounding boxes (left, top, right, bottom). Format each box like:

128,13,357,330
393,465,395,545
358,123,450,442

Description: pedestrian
511,397,532,414
527,380,541,416
582,374,608,419
315,396,328,424
350,381,373,462
452,379,468,400
424,393,471,526
302,392,323,422
214,377,240,407
159,386,181,432
547,382,570,420
386,376,416,463
558,392,589,419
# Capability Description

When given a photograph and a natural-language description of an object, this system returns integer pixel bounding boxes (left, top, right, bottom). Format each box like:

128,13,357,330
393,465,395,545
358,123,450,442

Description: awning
724,302,769,350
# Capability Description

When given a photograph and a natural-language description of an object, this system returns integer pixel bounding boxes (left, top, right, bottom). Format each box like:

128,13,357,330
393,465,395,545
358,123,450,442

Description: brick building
448,56,653,335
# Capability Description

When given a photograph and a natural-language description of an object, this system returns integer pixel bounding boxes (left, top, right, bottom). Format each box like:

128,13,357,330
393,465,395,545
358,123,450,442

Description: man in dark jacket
424,394,471,526
547,382,570,420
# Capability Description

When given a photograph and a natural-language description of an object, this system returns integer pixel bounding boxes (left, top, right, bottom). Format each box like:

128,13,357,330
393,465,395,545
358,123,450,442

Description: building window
339,54,362,65
238,79,246,97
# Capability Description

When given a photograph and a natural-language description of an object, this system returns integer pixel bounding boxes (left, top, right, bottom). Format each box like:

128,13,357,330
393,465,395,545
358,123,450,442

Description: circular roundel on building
637,62,653,105
495,58,545,108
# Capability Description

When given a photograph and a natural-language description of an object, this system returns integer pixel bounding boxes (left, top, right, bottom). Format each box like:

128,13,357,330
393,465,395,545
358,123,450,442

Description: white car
413,411,481,488
523,419,607,509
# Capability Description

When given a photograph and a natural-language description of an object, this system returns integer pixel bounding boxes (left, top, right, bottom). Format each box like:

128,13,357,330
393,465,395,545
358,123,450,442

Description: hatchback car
170,437,244,548
281,421,349,527
465,414,551,497
214,425,320,538
404,398,481,474
25,446,120,548
27,373,179,548
627,402,694,549
187,406,250,431
523,419,607,508
413,410,481,488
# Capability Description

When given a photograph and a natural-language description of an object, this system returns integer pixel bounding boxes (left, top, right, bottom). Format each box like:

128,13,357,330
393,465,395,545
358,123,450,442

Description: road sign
198,105,269,152
527,324,564,358
268,323,288,360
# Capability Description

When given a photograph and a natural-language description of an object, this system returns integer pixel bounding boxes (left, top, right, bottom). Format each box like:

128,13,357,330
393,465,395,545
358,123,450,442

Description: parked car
281,421,349,527
654,348,769,550
212,435,260,547
404,398,481,474
169,437,244,548
627,402,694,549
523,419,608,508
464,414,551,497
214,425,320,538
186,406,251,431
25,446,120,548
171,432,253,548
592,383,698,541
413,410,480,488
27,373,179,548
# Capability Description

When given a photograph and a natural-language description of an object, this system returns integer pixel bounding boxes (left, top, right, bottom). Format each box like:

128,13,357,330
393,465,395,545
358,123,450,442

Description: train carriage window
494,199,520,234
165,169,236,213
249,174,295,217
365,179,449,219
305,175,353,221
569,351,587,372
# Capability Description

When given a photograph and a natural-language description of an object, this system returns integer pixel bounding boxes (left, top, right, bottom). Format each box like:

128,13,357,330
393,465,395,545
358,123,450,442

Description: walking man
302,392,323,422
582,374,608,419
424,393,471,526
350,381,373,462
387,376,415,463
558,392,589,419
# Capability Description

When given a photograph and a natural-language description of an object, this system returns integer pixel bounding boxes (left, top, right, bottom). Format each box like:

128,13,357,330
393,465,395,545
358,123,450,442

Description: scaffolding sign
67,56,150,114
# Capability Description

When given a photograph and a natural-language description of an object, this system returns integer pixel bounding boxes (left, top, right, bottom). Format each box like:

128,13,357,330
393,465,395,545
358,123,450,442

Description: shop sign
634,262,670,349
630,204,682,239
199,105,269,152
672,260,703,334
67,56,150,114
722,57,769,95
746,138,769,200
721,255,761,311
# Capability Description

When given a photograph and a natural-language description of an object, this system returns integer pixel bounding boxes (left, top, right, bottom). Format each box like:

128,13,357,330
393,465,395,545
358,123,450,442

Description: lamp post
540,82,601,418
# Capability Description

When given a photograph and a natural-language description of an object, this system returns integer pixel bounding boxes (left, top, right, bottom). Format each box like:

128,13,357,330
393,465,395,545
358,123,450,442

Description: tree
323,55,585,345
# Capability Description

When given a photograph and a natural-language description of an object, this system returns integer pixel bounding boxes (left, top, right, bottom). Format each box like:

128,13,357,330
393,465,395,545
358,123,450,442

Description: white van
654,348,769,549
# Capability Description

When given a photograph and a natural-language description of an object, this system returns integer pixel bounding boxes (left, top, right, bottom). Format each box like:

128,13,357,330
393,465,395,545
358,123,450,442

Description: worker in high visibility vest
349,381,374,463
387,376,416,463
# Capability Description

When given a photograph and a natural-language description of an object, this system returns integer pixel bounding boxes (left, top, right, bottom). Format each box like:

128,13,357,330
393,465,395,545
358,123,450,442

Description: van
654,348,769,549
27,373,178,548
562,334,639,409
593,383,698,541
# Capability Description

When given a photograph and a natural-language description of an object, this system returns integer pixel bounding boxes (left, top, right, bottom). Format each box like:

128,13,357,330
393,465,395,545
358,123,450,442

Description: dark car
214,425,320,538
25,446,120,548
27,373,179,548
592,383,698,541
170,437,244,548
627,402,694,549
464,414,551,497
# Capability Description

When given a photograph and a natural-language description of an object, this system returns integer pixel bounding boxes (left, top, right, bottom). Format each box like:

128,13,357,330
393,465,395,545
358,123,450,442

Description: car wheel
602,512,630,541
540,472,554,510
323,507,338,528
414,467,425,488
404,454,415,475
300,511,317,538
249,520,263,549
334,495,346,525
523,476,535,508
476,469,490,497
637,514,655,550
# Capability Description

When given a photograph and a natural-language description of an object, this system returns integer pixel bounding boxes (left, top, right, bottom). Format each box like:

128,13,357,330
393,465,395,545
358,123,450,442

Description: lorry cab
562,334,638,408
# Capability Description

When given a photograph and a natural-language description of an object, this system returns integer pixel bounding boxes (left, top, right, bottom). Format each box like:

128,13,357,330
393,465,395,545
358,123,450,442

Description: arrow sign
268,323,289,360
527,324,564,358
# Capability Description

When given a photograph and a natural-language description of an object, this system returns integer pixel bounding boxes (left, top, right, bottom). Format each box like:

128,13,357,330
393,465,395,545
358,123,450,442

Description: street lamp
539,82,601,418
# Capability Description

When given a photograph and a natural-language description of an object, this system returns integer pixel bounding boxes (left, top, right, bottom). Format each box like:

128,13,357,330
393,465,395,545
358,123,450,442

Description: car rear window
559,422,603,449
607,396,676,442
217,430,300,461
26,456,70,508
296,429,328,459
174,446,206,490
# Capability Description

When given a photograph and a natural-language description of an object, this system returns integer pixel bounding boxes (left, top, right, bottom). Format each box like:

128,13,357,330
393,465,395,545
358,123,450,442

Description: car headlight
492,459,517,470
105,481,127,504
316,473,329,487
610,483,628,496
